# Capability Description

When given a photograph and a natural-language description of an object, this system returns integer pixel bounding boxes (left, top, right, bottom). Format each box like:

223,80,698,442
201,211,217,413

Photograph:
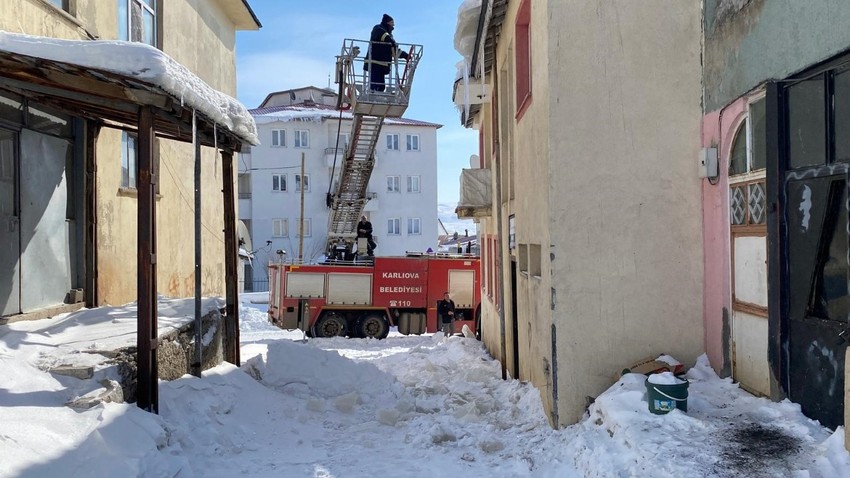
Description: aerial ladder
326,38,423,260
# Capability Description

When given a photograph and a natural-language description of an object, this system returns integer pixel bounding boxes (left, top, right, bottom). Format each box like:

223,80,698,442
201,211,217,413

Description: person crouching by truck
437,292,455,337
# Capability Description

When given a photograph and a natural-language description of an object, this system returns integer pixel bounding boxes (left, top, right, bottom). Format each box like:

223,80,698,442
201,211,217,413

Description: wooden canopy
0,46,247,413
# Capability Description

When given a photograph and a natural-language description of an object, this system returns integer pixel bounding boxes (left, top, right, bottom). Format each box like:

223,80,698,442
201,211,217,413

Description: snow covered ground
0,293,848,477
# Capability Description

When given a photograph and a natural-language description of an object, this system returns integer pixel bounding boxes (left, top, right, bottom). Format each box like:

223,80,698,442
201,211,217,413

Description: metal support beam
137,106,159,413
222,150,240,365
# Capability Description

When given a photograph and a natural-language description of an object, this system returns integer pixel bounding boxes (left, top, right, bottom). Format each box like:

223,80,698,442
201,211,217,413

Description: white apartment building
239,87,440,291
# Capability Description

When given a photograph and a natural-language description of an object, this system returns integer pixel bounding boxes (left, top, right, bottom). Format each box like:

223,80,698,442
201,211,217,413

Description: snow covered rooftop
0,31,258,146
251,103,442,128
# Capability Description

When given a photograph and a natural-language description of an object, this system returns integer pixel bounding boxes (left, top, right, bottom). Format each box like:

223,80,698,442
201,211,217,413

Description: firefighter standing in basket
364,14,409,92
357,215,376,256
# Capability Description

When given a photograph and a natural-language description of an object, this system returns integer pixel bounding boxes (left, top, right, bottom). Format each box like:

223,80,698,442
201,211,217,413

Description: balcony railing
238,192,252,199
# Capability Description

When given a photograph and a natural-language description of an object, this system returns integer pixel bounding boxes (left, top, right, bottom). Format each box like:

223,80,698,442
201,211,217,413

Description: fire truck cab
268,255,480,339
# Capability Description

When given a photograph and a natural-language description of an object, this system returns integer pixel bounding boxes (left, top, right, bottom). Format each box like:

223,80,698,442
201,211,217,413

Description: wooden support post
84,122,99,308
192,112,203,378
222,150,240,365
137,106,159,413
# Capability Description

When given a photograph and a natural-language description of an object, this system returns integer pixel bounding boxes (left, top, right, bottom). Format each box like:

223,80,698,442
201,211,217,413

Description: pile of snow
647,371,686,385
1,294,849,476
0,31,258,145
454,0,483,61
545,357,850,477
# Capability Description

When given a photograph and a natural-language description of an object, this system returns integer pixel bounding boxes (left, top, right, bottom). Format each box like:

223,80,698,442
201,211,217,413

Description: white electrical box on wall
699,147,718,179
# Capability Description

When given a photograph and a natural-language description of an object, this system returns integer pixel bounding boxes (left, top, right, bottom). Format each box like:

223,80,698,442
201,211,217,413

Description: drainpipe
491,64,508,381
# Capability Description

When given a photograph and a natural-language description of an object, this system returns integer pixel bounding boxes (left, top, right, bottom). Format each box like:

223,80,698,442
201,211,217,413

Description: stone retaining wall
112,308,225,403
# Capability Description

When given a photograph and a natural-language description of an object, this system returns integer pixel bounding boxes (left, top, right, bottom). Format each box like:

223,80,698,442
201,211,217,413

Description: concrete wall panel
547,0,705,424
704,0,850,111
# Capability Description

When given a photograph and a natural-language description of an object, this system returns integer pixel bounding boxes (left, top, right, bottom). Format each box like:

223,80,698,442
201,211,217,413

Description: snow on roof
0,31,258,145
455,0,483,62
251,104,442,128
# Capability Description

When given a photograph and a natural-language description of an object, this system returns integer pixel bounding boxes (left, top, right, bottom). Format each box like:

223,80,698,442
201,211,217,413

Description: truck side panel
448,270,475,308
327,273,372,305
372,257,428,308
286,272,325,298
425,257,481,333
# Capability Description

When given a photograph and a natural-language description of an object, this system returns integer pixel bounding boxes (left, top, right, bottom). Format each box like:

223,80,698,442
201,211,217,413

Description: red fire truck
267,255,481,339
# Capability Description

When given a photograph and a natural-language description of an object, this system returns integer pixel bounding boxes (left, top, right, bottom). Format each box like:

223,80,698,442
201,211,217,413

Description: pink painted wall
702,98,748,373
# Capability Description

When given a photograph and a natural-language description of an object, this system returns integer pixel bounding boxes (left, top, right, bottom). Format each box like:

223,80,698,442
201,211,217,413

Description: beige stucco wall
1,1,106,40
96,0,240,305
5,0,243,305
545,0,705,424
502,0,556,424
473,0,558,425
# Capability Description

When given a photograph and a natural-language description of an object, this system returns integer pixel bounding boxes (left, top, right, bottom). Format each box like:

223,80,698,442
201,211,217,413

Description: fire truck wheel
357,313,389,340
314,313,347,338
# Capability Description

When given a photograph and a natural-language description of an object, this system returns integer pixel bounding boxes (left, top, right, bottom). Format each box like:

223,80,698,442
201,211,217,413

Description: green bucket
645,377,689,414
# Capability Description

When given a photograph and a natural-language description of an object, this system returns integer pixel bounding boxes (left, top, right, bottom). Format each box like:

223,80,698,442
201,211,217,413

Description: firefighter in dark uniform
364,14,409,92
357,215,376,256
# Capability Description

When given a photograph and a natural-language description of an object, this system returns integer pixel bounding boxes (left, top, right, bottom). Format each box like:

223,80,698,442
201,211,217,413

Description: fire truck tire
357,313,389,340
397,312,411,335
313,312,347,338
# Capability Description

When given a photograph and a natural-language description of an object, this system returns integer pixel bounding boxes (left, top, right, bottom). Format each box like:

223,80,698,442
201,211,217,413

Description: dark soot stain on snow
714,423,801,477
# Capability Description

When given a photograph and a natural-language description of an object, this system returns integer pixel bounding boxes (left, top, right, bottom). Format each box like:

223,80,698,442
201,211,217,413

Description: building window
407,175,420,193
729,98,766,176
515,0,532,119
295,174,310,192
339,133,350,148
387,218,400,235
387,134,399,150
529,244,542,277
835,67,850,163
728,93,768,318
272,174,286,192
297,218,312,237
272,218,288,237
272,129,286,147
118,0,156,46
406,134,420,151
238,173,251,199
387,175,400,193
121,132,137,189
46,0,72,13
407,217,421,235
295,130,309,148
787,76,826,170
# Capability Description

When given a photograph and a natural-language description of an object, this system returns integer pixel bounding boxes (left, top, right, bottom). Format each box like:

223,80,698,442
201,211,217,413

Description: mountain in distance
438,202,477,236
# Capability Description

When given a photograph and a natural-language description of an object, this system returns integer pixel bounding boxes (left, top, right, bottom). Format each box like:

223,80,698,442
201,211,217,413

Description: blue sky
235,0,479,205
